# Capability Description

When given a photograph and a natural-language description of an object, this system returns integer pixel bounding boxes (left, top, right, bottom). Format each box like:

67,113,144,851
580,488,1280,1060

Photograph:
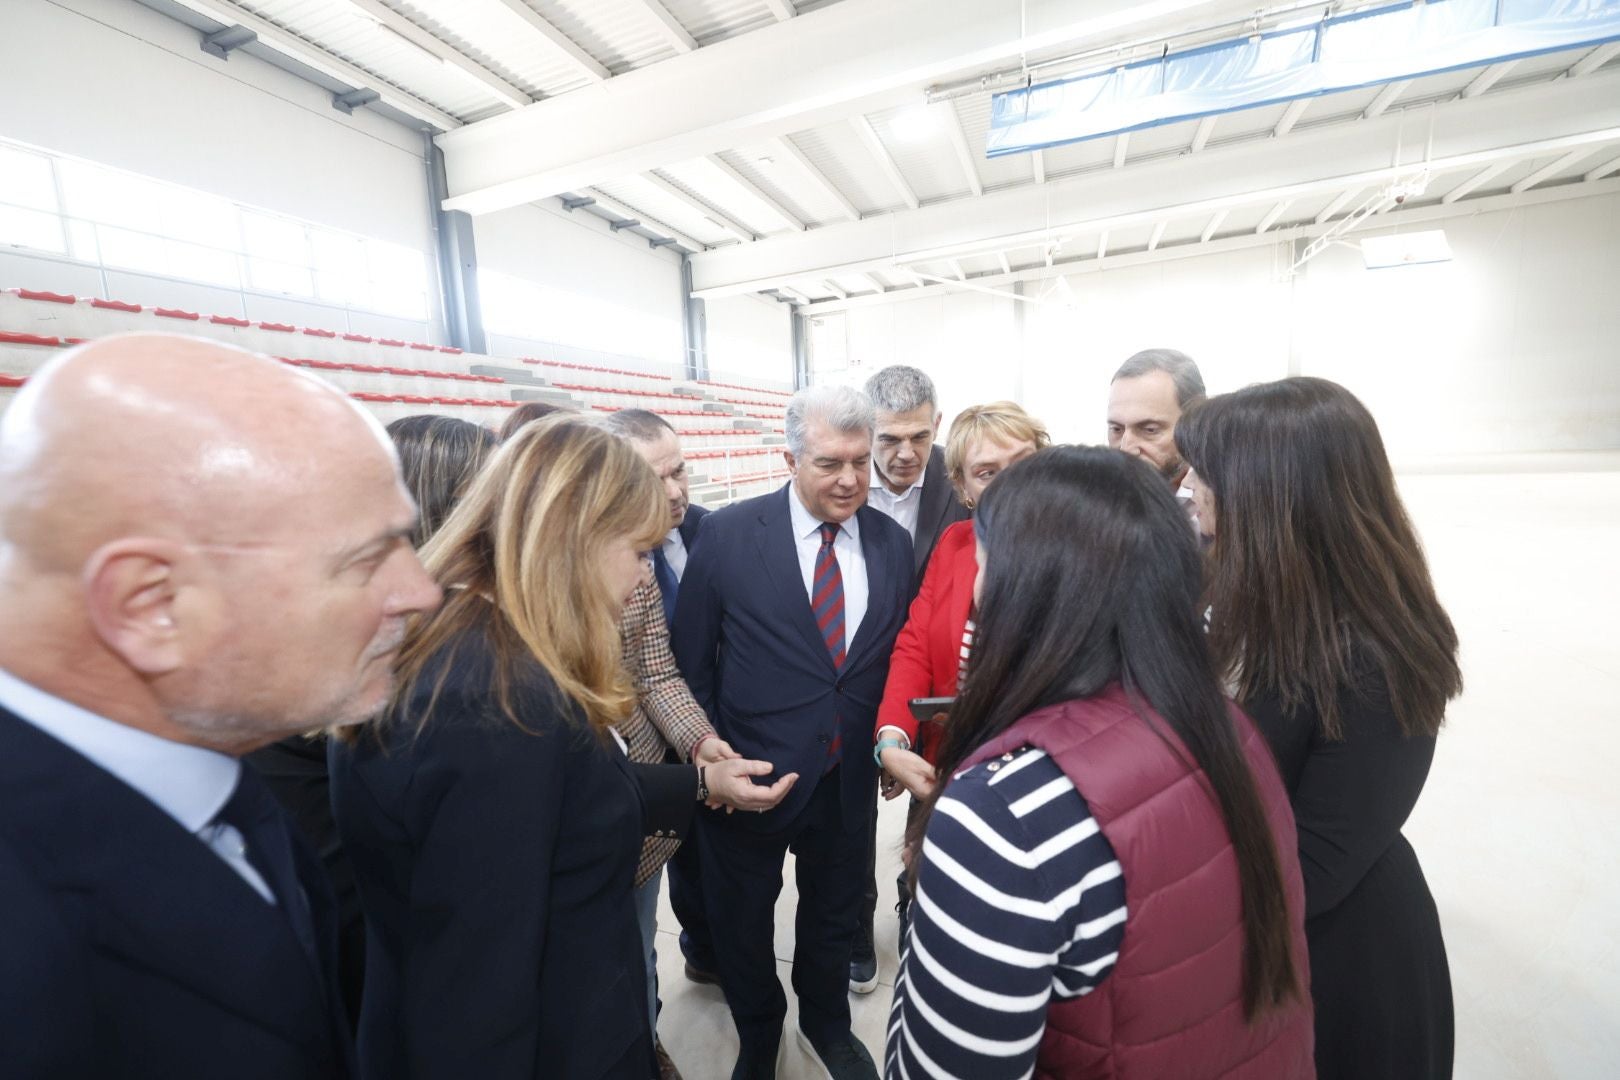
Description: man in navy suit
675,385,911,1080
0,334,441,1079
601,409,721,998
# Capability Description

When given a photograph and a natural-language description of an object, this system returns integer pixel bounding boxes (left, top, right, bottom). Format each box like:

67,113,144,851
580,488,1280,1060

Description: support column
681,255,708,381
791,311,810,389
426,135,486,354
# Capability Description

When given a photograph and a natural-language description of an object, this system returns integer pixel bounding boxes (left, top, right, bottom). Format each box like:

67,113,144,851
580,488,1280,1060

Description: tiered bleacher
0,288,793,508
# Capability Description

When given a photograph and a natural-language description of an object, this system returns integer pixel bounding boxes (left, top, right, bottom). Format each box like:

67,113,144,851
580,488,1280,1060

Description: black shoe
795,1026,877,1080
684,959,721,986
679,931,720,985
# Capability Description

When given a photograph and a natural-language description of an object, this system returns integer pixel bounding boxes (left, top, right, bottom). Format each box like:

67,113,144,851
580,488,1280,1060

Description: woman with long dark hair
1177,377,1460,1080
886,446,1314,1080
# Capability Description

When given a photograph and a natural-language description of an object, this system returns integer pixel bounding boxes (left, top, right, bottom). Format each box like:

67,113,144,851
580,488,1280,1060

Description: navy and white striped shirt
886,746,1126,1080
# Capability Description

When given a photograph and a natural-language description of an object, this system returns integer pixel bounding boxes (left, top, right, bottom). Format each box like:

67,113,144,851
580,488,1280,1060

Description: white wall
819,189,1620,458
0,0,440,341
704,293,792,386
475,202,685,371
811,290,1020,423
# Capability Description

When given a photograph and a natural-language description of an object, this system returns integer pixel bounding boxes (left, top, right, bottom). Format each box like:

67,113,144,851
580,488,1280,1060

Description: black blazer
912,444,971,591
678,501,709,554
328,631,695,1080
246,733,367,1028
0,705,351,1080
673,484,913,831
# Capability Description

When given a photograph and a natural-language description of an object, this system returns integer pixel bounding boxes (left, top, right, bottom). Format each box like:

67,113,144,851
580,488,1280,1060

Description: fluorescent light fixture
1360,229,1452,269
889,104,944,144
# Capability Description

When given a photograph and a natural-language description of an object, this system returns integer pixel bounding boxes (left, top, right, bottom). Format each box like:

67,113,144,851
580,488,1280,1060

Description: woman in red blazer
874,401,1049,801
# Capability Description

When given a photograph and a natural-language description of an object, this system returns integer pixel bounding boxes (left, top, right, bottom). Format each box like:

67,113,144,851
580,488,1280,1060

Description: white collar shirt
867,465,927,540
787,483,868,649
0,665,275,903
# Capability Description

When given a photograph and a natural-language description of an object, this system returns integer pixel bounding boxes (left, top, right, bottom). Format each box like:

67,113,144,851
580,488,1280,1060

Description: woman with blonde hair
869,401,1049,937
330,415,787,1080
873,401,1050,799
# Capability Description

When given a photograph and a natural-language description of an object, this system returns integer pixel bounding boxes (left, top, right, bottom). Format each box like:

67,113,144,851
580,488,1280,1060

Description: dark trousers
857,777,879,954
666,816,711,963
698,767,872,1061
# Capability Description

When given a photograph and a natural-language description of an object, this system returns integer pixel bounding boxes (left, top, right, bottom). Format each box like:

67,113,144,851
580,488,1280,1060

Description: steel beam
436,0,1270,213
687,72,1620,297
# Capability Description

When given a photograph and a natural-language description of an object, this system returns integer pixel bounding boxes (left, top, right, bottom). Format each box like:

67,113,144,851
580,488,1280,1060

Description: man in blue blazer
674,385,911,1080
0,334,441,1079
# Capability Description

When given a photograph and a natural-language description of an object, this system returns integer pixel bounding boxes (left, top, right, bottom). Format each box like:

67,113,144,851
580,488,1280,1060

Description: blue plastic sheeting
987,0,1620,158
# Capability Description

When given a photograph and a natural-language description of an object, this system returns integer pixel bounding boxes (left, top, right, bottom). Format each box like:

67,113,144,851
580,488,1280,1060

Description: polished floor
652,455,1620,1080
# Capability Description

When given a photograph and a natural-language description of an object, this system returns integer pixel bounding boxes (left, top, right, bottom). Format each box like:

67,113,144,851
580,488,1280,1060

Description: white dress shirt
867,466,927,540
661,524,689,582
787,483,868,645
0,665,275,903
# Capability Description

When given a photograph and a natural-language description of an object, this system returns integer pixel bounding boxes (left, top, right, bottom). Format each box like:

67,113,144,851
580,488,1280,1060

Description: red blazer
874,518,976,764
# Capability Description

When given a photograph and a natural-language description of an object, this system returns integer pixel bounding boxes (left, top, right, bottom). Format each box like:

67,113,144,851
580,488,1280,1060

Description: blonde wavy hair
944,401,1051,504
387,414,667,738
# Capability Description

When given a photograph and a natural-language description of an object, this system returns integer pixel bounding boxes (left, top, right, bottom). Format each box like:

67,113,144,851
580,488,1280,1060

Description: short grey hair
863,365,937,416
785,384,875,458
599,408,675,443
1111,348,1206,408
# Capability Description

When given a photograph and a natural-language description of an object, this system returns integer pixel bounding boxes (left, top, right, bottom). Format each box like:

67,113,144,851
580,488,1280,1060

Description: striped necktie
813,522,845,770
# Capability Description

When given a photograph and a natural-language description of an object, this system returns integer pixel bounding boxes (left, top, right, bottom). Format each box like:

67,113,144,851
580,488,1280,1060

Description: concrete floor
651,456,1620,1080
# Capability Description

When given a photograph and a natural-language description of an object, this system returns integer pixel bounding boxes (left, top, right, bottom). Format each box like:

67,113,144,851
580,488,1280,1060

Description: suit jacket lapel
913,445,952,578
754,487,838,675
0,708,334,1053
843,506,897,675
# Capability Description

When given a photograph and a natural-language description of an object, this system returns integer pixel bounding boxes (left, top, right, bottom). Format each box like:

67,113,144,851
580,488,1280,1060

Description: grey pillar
791,311,810,389
425,135,486,354
681,255,708,381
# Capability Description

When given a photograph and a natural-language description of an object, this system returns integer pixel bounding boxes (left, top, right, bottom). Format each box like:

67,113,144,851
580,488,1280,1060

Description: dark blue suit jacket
0,705,351,1080
329,632,662,1080
679,501,709,554
673,484,912,831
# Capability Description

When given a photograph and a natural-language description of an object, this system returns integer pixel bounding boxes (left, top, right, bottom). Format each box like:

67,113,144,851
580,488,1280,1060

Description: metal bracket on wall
649,237,678,249
609,218,641,232
561,196,596,210
332,88,381,116
200,25,257,61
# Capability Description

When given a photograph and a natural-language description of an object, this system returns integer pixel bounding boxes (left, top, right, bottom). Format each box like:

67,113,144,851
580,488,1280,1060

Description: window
0,144,65,254
0,138,432,320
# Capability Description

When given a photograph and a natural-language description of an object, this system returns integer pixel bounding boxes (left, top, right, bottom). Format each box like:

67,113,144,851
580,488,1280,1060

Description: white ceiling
153,0,1620,310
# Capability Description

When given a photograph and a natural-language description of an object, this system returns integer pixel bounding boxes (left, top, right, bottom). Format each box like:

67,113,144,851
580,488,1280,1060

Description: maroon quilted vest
960,684,1315,1080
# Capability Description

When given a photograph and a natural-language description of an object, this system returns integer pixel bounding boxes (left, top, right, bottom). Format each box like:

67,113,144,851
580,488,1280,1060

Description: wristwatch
695,765,709,802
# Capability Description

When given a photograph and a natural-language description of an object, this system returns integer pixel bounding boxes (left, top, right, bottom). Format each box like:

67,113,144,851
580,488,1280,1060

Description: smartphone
909,696,955,724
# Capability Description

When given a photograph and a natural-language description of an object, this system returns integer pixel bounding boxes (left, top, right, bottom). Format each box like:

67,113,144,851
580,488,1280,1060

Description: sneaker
795,1026,878,1080
849,922,878,994
848,952,879,994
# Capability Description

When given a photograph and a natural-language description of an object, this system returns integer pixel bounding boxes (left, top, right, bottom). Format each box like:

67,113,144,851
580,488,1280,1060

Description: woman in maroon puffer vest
885,445,1315,1080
